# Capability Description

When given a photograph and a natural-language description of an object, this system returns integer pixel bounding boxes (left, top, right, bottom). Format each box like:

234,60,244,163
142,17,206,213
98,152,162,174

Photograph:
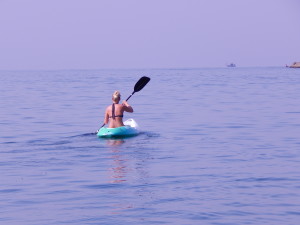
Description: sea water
1,67,300,224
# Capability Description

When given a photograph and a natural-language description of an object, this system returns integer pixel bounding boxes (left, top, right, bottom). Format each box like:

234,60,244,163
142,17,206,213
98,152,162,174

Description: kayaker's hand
122,101,130,107
122,101,133,112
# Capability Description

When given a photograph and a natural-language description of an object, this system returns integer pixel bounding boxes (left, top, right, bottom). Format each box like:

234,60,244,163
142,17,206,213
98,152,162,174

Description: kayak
97,118,139,138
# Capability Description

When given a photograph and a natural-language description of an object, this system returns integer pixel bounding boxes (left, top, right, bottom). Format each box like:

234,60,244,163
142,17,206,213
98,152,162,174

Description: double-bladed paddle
97,76,150,131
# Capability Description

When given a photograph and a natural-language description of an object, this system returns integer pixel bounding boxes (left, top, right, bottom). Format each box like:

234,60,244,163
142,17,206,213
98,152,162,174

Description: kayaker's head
112,90,121,103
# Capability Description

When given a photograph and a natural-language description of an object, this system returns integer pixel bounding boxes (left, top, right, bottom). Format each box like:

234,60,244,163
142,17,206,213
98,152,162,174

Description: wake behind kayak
97,118,139,138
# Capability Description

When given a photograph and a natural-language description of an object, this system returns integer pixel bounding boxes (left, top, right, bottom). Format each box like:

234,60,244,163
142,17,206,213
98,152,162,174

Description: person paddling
103,91,133,128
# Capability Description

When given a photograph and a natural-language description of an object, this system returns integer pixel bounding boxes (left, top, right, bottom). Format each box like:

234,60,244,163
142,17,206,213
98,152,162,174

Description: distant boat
288,62,300,68
227,63,236,68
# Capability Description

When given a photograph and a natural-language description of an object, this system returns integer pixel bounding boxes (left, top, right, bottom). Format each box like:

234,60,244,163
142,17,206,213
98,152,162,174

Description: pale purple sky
0,0,299,70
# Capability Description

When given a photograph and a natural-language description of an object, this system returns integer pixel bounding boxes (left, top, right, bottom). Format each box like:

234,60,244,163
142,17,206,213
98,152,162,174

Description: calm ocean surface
1,67,300,224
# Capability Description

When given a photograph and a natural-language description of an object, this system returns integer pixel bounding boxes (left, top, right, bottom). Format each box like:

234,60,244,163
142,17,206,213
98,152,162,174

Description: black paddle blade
134,76,150,92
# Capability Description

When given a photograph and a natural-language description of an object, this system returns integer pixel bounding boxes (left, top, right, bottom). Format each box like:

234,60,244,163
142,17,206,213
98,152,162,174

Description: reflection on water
109,146,127,184
106,139,125,146
105,139,128,183
110,203,134,215
104,136,155,216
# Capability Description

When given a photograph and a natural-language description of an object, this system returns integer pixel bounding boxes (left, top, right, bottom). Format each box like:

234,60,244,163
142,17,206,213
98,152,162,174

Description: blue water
1,67,300,224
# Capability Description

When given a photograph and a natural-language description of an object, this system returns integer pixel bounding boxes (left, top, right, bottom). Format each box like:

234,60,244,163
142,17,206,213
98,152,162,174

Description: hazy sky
0,0,299,69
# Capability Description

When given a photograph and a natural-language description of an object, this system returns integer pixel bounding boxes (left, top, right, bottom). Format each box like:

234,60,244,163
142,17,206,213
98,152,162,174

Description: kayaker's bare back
104,91,133,128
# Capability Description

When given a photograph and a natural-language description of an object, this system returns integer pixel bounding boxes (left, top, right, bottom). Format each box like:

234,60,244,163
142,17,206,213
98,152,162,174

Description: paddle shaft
126,91,135,102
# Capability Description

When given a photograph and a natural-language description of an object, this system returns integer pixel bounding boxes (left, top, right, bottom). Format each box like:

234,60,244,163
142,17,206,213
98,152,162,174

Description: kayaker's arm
104,108,109,125
122,101,133,113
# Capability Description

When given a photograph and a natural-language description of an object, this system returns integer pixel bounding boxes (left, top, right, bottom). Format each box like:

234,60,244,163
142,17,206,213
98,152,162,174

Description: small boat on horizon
227,63,236,68
287,62,300,68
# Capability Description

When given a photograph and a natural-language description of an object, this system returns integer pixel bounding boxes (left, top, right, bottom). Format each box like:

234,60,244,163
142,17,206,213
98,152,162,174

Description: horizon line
0,65,290,72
